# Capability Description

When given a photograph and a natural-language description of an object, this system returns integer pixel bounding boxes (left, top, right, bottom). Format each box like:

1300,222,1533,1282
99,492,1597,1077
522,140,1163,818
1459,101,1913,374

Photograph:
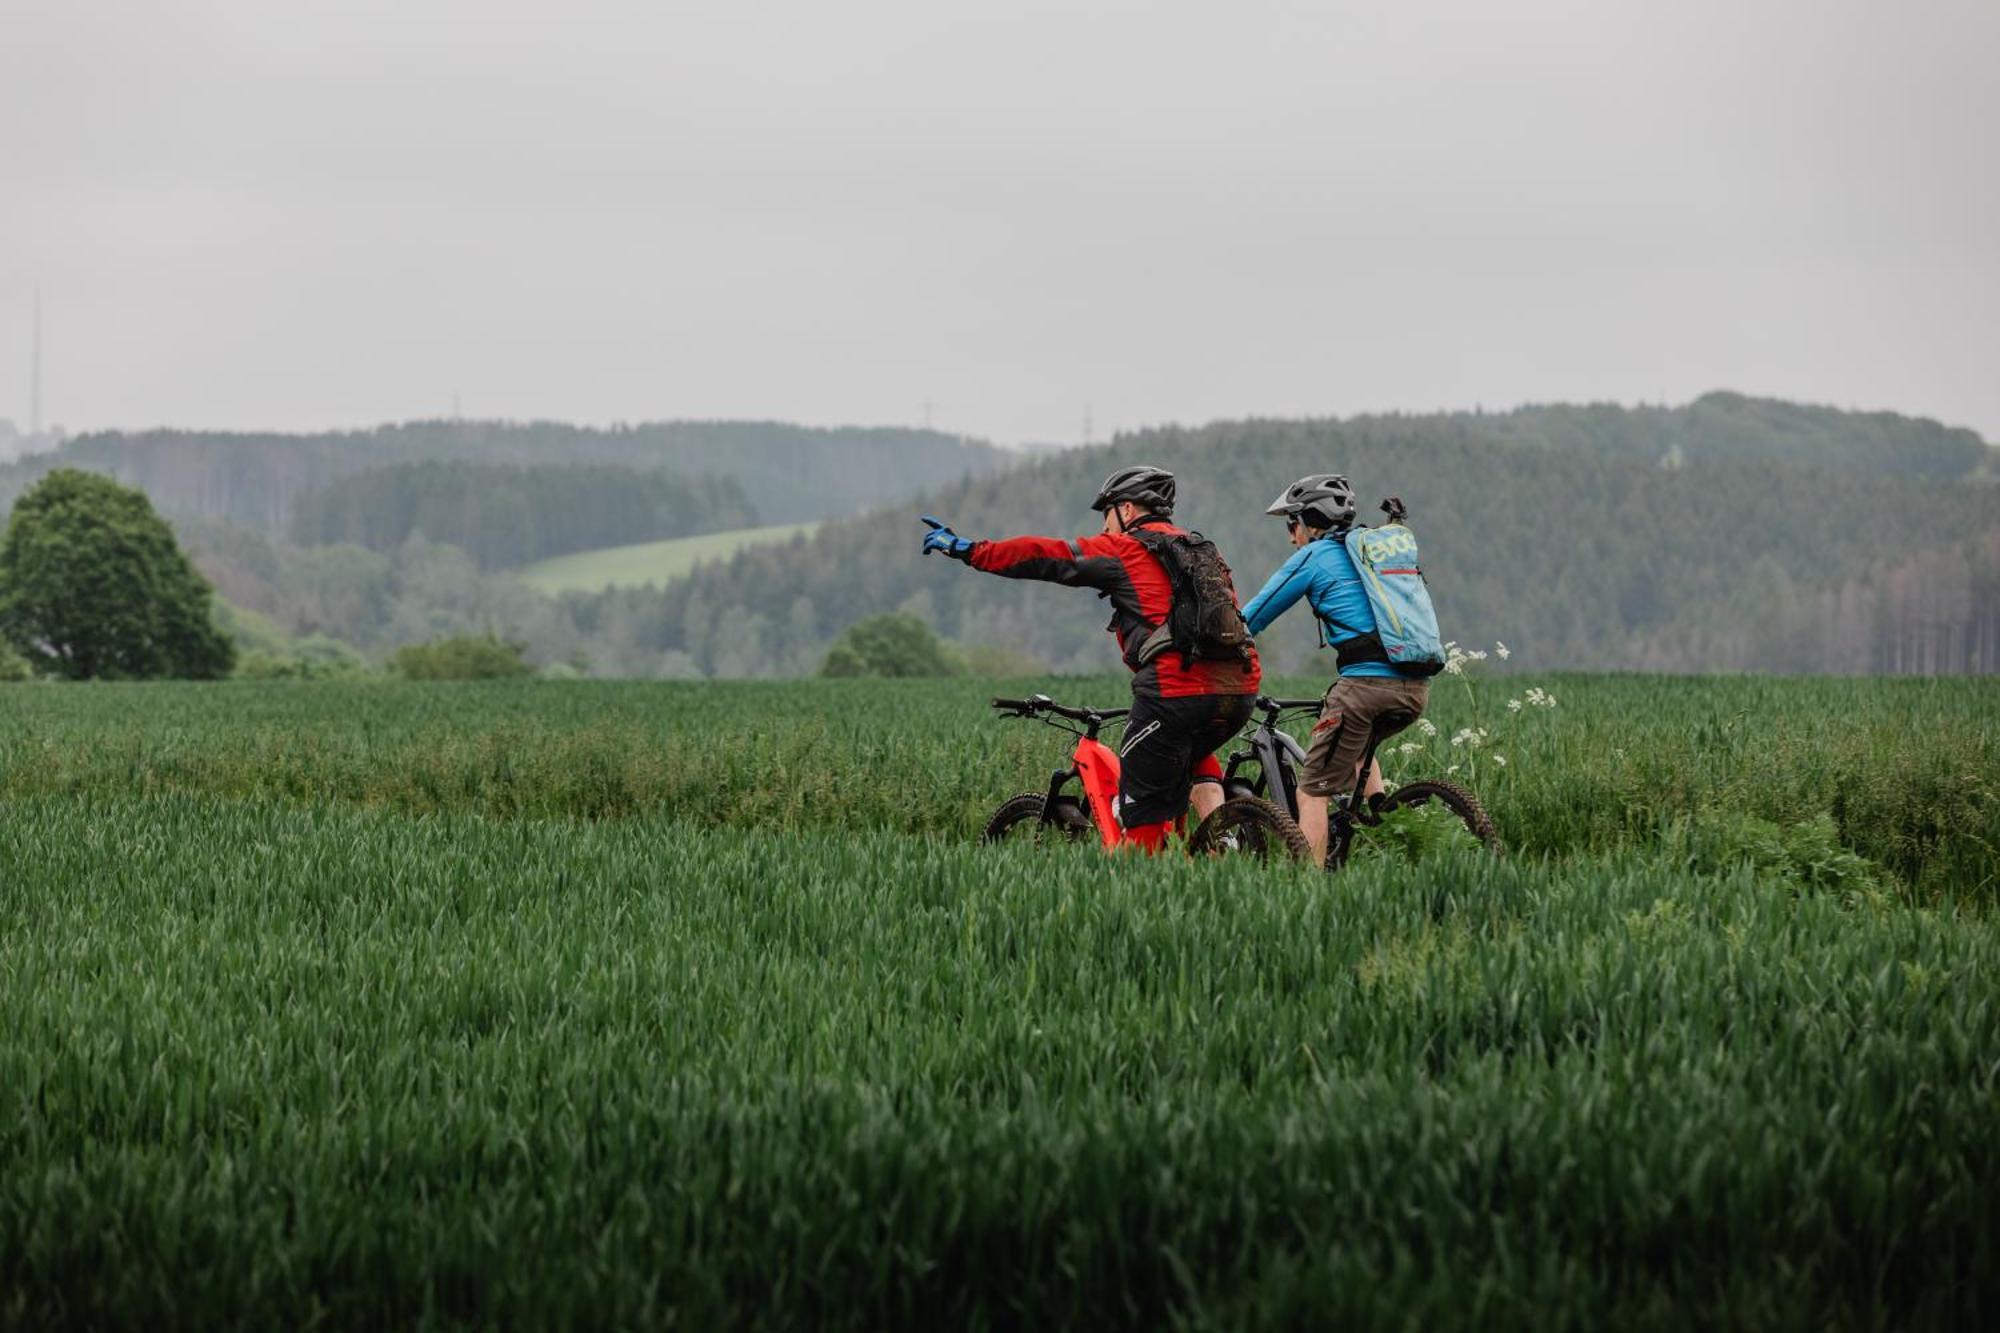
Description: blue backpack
1337,523,1447,677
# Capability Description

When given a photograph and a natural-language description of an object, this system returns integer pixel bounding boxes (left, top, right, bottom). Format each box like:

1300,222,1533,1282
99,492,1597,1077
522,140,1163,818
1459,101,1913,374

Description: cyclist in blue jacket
1241,474,1431,863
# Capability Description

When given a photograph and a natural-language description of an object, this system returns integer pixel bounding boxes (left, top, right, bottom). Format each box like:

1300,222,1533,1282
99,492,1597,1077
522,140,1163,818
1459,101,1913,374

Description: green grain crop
1,676,1996,1327
2,674,1993,897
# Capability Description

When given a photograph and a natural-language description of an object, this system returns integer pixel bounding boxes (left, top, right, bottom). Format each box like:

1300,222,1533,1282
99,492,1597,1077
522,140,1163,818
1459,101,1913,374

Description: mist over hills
3,395,1992,677
0,419,1012,534
657,394,1998,677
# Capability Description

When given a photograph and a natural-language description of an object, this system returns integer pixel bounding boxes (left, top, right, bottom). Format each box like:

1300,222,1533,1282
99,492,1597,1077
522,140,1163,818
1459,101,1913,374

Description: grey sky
4,0,1996,443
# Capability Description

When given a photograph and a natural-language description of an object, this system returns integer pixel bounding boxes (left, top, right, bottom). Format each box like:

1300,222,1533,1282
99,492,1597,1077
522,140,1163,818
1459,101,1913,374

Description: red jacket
967,515,1261,698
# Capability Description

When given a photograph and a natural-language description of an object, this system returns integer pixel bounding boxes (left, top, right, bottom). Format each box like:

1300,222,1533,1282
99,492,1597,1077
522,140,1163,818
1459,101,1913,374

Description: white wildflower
1495,641,1511,661
1446,764,1460,775
1395,741,1421,756
1506,699,1524,713
1416,718,1438,738
1493,754,1508,767
1439,640,1479,676
1466,650,1489,662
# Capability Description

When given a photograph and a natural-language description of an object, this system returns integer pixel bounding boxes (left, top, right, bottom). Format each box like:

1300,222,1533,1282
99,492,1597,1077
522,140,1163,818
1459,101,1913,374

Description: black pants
1117,692,1255,826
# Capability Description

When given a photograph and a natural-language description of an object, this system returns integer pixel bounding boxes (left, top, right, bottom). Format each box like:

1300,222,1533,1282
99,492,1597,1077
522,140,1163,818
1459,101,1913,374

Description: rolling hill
0,419,1013,535
641,394,1999,676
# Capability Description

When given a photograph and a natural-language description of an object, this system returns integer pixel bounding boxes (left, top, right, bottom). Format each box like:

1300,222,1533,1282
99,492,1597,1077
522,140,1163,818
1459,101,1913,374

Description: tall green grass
2,675,1993,897
2,676,1996,1325
1,794,1995,1328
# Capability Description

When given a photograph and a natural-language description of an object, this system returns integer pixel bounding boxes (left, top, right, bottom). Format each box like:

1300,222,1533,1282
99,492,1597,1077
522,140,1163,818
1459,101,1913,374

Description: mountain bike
981,694,1310,859
1220,694,1500,870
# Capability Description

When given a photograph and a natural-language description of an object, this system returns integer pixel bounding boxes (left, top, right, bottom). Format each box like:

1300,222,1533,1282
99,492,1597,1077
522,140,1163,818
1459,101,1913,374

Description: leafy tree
0,642,32,682
0,469,234,679
390,634,533,680
820,613,960,678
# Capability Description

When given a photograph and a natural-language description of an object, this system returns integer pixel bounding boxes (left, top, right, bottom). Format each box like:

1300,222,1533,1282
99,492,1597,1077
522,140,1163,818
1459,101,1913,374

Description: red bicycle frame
994,695,1186,850
1069,729,1126,849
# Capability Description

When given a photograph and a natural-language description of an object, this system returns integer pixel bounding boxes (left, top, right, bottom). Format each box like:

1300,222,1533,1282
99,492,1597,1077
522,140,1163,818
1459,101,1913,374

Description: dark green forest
0,419,1010,535
9,395,1992,678
1421,390,1988,480
158,394,1998,678
643,395,2000,677
289,461,754,570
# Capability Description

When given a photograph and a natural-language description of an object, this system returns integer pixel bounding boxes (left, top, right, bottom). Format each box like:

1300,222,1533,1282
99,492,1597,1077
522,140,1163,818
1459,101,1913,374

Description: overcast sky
3,0,1996,444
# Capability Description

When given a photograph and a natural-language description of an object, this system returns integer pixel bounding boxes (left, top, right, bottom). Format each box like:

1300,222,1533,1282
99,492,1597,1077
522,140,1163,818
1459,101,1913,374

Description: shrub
820,613,960,678
1682,809,1891,904
0,641,33,682
389,634,533,681
235,636,372,681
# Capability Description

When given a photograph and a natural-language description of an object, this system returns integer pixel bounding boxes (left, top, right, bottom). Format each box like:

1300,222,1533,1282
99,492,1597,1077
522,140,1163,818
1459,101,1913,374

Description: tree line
8,396,1992,681
176,396,1998,679
0,418,1013,536
647,400,1999,678
289,461,754,570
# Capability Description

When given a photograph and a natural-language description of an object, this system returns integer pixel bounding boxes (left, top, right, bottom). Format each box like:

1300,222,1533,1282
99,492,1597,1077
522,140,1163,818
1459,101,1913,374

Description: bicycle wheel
1329,779,1500,870
1187,795,1312,862
982,793,1094,845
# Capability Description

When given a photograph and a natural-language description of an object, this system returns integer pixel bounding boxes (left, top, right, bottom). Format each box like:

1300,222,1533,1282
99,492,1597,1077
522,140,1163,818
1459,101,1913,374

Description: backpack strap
1133,621,1177,666
1314,531,1392,668
1122,526,1177,665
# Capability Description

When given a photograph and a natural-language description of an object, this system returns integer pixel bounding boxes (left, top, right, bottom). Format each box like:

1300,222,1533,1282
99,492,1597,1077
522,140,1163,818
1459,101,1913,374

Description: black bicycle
1220,694,1500,870
980,694,1310,860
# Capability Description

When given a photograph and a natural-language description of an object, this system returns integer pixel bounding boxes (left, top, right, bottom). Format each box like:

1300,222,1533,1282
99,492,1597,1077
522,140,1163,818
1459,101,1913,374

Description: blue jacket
1241,533,1403,678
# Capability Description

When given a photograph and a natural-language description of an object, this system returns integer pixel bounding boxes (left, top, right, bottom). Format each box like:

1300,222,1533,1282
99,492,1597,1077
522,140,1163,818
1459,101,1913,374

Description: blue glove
921,514,975,560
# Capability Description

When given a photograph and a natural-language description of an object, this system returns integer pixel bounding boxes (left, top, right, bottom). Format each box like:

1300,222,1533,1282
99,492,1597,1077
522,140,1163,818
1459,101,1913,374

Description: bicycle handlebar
1258,695,1324,713
990,694,1130,723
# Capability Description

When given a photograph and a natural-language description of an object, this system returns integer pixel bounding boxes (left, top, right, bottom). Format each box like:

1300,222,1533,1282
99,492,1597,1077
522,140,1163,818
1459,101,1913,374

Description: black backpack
1130,528,1256,668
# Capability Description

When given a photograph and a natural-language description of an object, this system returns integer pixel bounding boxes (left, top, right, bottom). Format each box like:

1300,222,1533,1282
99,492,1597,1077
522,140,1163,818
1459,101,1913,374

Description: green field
1,675,1996,1327
514,521,820,593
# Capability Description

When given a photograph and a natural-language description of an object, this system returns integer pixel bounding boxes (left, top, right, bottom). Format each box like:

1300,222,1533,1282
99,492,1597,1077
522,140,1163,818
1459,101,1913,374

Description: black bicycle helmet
1265,473,1356,530
1090,464,1176,516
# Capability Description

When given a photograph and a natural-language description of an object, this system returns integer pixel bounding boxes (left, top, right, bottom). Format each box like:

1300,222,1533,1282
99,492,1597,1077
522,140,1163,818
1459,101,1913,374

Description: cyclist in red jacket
921,465,1261,851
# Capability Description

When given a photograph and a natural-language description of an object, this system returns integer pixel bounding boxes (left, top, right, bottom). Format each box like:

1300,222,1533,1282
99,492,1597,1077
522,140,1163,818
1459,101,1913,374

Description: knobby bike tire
1327,778,1501,870
1187,795,1312,862
982,793,1094,845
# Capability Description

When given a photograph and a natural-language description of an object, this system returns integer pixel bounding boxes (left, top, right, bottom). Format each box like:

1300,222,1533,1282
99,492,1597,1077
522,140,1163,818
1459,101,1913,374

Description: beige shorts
1298,675,1430,797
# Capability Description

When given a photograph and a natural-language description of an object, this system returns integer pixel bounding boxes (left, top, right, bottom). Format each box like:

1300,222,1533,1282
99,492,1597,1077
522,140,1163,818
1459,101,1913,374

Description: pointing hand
920,515,974,560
